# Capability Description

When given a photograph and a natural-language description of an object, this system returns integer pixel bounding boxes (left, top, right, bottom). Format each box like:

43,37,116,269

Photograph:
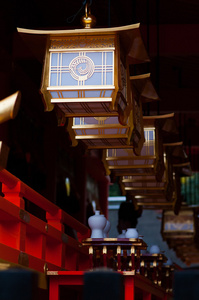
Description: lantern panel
109,167,156,177
68,113,134,149
124,188,165,194
55,101,115,116
134,195,176,210
49,51,114,88
104,127,156,173
107,158,155,167
122,175,166,181
141,128,155,156
123,181,165,188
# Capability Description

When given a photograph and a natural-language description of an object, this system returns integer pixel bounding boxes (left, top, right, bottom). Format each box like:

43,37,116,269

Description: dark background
2,0,199,144
0,0,199,217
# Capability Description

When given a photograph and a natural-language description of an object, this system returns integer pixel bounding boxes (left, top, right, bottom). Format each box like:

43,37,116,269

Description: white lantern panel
123,181,165,188
74,128,128,136
113,168,155,176
73,116,124,126
107,158,155,167
73,116,129,136
49,51,114,89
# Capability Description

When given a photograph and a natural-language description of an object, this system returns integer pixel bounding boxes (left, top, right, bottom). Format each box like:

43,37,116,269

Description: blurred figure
117,194,142,234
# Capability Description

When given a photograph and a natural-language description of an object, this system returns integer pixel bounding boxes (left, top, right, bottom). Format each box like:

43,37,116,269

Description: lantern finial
81,3,96,28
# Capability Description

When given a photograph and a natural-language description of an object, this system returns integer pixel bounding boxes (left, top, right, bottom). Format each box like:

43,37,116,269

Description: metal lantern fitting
81,3,97,29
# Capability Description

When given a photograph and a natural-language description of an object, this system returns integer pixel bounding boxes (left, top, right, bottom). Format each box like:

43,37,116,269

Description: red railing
0,169,90,274
0,168,179,300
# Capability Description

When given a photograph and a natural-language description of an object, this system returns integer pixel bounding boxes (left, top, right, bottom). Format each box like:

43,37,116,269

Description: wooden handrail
0,169,89,235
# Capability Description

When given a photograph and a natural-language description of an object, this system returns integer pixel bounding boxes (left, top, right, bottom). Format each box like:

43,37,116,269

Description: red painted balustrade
0,169,90,274
0,169,176,300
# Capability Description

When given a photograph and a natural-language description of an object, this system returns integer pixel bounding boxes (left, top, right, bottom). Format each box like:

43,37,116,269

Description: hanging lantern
161,207,195,240
126,143,184,211
120,173,167,197
118,147,172,202
130,73,160,156
17,22,149,125
161,207,199,265
67,112,134,148
102,114,176,181
67,73,160,149
163,142,187,202
129,170,178,211
103,126,156,176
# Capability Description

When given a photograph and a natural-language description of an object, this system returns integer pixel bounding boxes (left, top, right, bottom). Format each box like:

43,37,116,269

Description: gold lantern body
130,73,160,155
103,127,156,176
124,142,187,211
67,113,134,148
67,72,159,149
102,114,175,181
17,24,149,125
44,34,123,117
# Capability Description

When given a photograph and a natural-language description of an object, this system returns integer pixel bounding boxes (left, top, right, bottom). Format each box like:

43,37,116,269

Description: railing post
46,209,65,269
2,181,25,208
76,231,90,243
143,291,152,300
124,276,135,300
1,182,26,254
46,209,64,232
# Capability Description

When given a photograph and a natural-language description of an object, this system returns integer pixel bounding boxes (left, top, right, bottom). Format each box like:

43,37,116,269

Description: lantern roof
143,112,175,127
17,23,150,64
130,73,160,103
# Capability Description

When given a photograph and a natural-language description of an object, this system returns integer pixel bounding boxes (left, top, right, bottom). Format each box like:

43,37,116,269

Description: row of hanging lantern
102,113,190,212
17,4,191,213
66,72,159,149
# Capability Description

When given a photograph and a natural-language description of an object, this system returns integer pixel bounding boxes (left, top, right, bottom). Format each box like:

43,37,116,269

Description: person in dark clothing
117,194,142,234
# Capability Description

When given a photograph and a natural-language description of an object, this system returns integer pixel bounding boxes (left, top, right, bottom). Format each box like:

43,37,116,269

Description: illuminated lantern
123,142,186,212
17,23,149,126
130,73,160,156
161,208,195,240
67,112,134,148
67,73,159,149
102,114,175,181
